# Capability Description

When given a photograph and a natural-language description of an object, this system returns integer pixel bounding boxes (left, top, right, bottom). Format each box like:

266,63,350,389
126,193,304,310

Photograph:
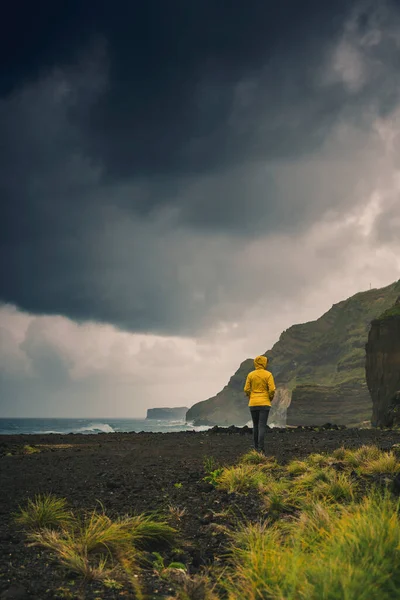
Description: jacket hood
254,355,268,370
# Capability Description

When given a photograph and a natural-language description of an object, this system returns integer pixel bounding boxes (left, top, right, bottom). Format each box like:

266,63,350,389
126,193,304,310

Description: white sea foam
185,421,212,432
74,422,115,434
192,425,212,432
34,430,64,434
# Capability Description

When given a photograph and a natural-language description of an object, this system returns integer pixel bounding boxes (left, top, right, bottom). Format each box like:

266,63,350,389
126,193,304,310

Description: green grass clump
240,450,275,466
293,501,338,550
261,480,302,516
359,452,400,475
286,460,309,476
225,491,400,600
311,472,356,503
29,509,177,559
29,527,110,581
20,496,177,595
331,446,347,460
217,465,269,494
335,445,383,468
22,445,40,455
15,495,73,530
305,453,333,468
331,446,400,475
292,468,333,494
122,514,177,550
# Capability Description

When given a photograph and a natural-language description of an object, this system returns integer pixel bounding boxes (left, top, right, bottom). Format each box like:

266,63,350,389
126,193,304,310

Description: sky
1,0,400,418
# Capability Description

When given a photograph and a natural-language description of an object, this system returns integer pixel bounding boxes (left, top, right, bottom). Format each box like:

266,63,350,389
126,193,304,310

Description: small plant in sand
204,456,218,473
203,467,224,487
103,577,124,589
152,551,187,581
168,505,186,522
203,456,224,487
167,573,219,600
15,495,73,530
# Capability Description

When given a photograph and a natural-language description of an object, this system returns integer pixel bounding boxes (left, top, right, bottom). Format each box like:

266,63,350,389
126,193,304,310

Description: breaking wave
74,422,115,434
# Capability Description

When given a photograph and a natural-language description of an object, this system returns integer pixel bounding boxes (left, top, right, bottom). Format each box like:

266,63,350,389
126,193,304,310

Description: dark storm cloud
2,0,353,179
1,0,400,334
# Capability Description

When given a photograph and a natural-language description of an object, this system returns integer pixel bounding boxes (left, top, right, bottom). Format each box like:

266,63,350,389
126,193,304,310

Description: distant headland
146,407,188,420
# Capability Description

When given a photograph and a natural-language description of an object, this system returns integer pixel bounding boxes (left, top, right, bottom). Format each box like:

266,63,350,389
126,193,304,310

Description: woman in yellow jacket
244,355,276,453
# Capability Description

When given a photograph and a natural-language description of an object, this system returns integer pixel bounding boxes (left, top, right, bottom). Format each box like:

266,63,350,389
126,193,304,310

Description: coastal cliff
366,298,400,427
146,407,188,420
187,281,400,427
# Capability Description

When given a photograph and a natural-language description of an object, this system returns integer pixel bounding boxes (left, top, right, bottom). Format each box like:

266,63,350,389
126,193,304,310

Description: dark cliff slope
366,298,400,427
186,281,400,426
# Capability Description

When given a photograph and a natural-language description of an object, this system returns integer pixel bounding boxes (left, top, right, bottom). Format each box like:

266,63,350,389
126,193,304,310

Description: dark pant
250,406,270,452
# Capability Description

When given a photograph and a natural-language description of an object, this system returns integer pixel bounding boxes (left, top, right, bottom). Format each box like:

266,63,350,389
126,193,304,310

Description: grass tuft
15,495,73,530
121,514,177,550
305,453,333,468
335,445,384,468
22,445,40,455
240,450,274,466
359,452,400,475
23,501,176,593
28,528,110,580
261,480,301,516
217,465,269,493
312,472,357,503
286,460,309,476
292,468,333,494
226,490,400,600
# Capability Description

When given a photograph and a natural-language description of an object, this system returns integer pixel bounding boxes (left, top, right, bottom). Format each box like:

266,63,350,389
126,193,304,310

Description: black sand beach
2,427,400,599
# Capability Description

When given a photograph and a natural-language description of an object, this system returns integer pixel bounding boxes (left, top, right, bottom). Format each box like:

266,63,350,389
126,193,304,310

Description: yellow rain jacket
244,355,276,407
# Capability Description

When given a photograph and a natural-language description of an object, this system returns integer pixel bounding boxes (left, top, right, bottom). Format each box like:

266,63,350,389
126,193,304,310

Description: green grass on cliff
187,280,400,425
377,303,400,320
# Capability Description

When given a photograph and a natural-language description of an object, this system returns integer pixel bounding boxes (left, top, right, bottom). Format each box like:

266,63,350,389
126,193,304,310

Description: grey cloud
2,0,400,335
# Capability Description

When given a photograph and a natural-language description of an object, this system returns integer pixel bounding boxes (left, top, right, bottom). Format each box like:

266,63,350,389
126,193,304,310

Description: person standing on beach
244,355,276,453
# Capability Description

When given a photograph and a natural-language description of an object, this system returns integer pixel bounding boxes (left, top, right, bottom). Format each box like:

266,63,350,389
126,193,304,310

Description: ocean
0,418,211,435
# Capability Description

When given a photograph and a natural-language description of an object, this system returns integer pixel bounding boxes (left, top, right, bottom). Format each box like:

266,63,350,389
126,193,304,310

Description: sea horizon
0,417,211,435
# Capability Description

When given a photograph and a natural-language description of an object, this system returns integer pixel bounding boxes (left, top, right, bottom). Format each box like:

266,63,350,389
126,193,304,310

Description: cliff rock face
146,407,188,420
366,298,400,427
187,281,400,427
